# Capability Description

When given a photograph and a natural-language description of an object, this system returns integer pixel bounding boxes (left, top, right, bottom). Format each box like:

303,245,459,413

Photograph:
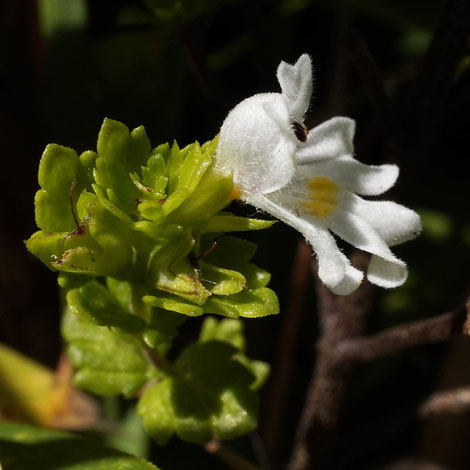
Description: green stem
131,282,174,375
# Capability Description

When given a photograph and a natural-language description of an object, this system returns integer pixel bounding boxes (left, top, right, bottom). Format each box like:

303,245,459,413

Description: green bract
138,318,269,445
0,421,159,470
26,118,277,445
27,119,278,318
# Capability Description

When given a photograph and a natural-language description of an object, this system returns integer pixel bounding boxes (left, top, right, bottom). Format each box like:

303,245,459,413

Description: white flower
215,54,421,295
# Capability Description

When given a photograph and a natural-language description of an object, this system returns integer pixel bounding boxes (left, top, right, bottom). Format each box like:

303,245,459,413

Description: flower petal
276,54,313,121
299,155,399,196
245,193,363,294
330,250,365,295
367,255,408,288
296,117,355,163
327,208,407,288
340,193,422,246
217,94,296,194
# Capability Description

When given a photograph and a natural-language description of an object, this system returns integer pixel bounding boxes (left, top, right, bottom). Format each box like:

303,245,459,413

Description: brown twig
462,297,470,336
205,439,263,470
381,458,452,470
420,386,470,418
262,239,312,458
335,307,467,363
288,252,374,470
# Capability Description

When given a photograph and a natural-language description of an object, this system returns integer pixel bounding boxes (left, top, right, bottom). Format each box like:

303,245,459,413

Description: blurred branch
205,439,263,470
262,239,312,459
420,386,470,418
288,252,374,470
335,306,467,363
288,281,467,470
382,458,453,470
462,297,470,336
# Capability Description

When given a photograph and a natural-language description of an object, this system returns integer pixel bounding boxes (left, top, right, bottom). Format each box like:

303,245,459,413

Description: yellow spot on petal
301,177,338,219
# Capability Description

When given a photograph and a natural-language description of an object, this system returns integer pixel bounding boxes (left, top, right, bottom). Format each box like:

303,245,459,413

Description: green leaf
199,317,246,351
165,171,233,225
162,141,213,216
0,343,66,426
237,262,271,289
106,277,133,312
199,261,246,295
62,308,155,398
27,191,134,278
67,280,147,333
92,183,134,225
202,236,271,288
166,141,186,195
143,294,204,317
203,287,279,318
198,318,270,391
198,213,275,234
0,421,159,470
141,153,167,197
58,272,90,290
35,144,95,232
143,308,187,351
138,341,258,445
203,235,258,264
94,119,151,216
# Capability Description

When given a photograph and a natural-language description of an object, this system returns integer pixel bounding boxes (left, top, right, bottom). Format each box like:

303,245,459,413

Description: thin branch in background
332,383,470,468
205,439,263,470
334,306,467,363
262,239,312,459
402,0,470,158
462,296,470,336
381,458,453,470
250,431,273,470
288,251,374,470
419,386,470,418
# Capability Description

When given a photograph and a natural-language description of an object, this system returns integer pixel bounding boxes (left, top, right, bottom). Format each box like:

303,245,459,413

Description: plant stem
334,306,466,363
419,386,470,417
205,439,263,470
262,239,312,458
288,252,373,470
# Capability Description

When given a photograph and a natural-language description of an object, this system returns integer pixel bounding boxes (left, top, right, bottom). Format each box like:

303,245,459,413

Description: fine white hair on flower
215,54,421,295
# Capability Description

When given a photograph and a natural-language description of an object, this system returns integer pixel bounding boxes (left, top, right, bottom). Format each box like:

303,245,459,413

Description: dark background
1,0,469,469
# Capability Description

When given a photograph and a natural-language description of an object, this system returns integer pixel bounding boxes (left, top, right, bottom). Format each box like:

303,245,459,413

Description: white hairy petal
341,193,422,246
299,156,399,196
276,54,313,121
327,208,408,288
215,53,419,295
296,117,355,163
216,93,296,194
330,250,365,295
367,255,408,288
245,193,363,294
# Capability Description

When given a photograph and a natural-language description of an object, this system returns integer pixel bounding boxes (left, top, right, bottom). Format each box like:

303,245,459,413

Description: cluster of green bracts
26,118,279,444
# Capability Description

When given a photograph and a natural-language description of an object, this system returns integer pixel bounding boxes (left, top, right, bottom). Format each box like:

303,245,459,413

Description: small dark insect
291,121,308,143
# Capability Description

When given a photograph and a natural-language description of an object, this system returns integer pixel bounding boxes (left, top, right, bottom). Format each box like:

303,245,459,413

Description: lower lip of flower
300,176,338,219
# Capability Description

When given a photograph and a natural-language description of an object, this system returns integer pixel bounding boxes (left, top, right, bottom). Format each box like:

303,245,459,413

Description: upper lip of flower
216,54,422,295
